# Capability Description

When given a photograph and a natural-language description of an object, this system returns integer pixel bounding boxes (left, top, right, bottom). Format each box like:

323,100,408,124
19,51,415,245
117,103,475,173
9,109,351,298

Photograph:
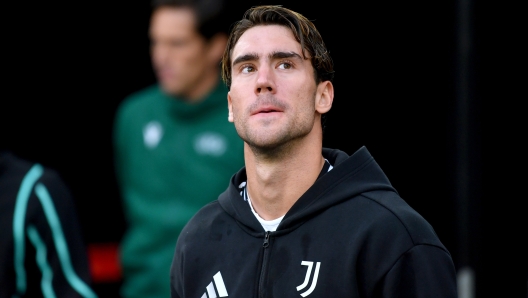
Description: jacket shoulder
177,200,227,244
361,190,446,249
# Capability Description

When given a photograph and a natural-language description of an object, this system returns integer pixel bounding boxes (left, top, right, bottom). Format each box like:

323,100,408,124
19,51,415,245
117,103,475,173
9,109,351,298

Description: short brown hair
221,5,334,89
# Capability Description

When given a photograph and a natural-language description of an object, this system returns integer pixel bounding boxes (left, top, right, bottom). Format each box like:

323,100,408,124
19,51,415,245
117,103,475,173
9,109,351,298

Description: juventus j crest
297,261,321,297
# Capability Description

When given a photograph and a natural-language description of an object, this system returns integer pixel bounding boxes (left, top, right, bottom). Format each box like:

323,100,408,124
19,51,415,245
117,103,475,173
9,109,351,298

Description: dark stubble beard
235,92,317,160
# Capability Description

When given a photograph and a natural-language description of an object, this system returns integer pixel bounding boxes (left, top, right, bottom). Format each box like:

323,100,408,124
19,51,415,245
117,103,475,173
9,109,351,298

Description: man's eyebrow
232,53,259,66
232,51,304,66
269,51,303,60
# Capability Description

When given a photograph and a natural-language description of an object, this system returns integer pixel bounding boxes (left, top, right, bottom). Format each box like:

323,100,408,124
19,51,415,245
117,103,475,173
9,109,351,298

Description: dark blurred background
1,0,525,297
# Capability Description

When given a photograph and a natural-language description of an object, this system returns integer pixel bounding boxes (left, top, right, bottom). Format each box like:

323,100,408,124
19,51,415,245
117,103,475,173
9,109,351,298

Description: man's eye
242,66,255,73
278,62,292,70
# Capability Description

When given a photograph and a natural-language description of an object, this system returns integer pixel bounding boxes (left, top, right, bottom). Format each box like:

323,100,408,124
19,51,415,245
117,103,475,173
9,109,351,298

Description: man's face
149,7,209,97
228,25,328,150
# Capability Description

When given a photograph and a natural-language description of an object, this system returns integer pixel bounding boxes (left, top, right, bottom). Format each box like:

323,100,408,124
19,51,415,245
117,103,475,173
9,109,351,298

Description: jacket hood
217,146,397,235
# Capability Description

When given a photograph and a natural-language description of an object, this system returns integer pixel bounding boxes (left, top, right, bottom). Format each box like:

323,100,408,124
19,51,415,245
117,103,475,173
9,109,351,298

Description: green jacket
113,80,244,298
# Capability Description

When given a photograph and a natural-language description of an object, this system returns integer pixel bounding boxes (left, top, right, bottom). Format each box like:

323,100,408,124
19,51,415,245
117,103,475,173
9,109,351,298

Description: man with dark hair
113,0,244,297
170,5,458,298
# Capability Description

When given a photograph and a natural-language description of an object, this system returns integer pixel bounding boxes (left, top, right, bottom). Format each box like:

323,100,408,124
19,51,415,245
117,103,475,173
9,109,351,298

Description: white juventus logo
296,261,321,297
201,271,228,298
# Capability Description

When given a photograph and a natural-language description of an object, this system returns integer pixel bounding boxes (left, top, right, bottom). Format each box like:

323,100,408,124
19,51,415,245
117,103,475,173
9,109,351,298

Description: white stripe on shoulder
324,159,333,171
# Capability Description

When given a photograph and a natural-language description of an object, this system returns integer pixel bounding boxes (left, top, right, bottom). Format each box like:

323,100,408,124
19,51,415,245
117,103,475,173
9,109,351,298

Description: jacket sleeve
378,244,458,298
23,165,98,298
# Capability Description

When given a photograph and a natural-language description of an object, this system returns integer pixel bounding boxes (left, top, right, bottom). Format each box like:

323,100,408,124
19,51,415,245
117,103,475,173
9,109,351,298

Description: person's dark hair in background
113,0,245,297
0,150,97,298
151,0,231,41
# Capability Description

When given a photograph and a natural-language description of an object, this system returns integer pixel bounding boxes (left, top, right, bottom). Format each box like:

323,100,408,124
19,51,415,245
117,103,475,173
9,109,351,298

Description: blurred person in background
112,0,244,297
0,150,97,298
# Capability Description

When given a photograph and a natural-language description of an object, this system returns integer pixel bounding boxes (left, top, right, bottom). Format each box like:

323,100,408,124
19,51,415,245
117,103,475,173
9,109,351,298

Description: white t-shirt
242,159,333,232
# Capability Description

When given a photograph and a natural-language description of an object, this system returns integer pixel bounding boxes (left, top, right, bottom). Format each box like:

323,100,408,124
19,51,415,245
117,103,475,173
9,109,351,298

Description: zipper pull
263,231,270,248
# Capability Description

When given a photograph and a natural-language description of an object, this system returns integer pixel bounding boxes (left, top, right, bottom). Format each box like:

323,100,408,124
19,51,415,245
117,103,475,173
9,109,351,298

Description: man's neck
244,138,325,220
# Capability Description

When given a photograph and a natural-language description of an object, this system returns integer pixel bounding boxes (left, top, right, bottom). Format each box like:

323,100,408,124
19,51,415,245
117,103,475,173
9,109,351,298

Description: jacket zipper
258,231,271,298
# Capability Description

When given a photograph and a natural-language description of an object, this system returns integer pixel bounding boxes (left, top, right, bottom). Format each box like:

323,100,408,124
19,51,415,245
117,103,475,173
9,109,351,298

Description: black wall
2,0,525,297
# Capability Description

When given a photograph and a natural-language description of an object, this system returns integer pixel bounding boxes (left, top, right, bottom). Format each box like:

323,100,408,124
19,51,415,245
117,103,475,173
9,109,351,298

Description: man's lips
251,106,283,115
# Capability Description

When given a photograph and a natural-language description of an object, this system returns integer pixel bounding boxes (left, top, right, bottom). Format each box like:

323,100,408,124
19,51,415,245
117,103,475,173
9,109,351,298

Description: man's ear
207,32,228,64
315,80,334,114
227,92,234,122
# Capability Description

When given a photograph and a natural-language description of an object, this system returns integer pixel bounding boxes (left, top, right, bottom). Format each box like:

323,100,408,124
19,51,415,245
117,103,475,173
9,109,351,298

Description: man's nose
255,65,276,94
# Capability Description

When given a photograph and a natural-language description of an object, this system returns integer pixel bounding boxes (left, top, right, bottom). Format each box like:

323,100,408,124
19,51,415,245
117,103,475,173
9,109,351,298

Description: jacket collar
218,146,396,235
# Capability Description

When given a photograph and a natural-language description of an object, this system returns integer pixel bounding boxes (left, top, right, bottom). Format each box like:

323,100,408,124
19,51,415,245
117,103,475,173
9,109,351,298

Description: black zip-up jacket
170,146,458,298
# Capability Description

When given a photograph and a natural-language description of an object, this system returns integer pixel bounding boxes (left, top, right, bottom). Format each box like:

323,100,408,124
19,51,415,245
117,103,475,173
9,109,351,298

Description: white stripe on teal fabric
27,225,57,298
13,164,44,295
35,183,98,298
